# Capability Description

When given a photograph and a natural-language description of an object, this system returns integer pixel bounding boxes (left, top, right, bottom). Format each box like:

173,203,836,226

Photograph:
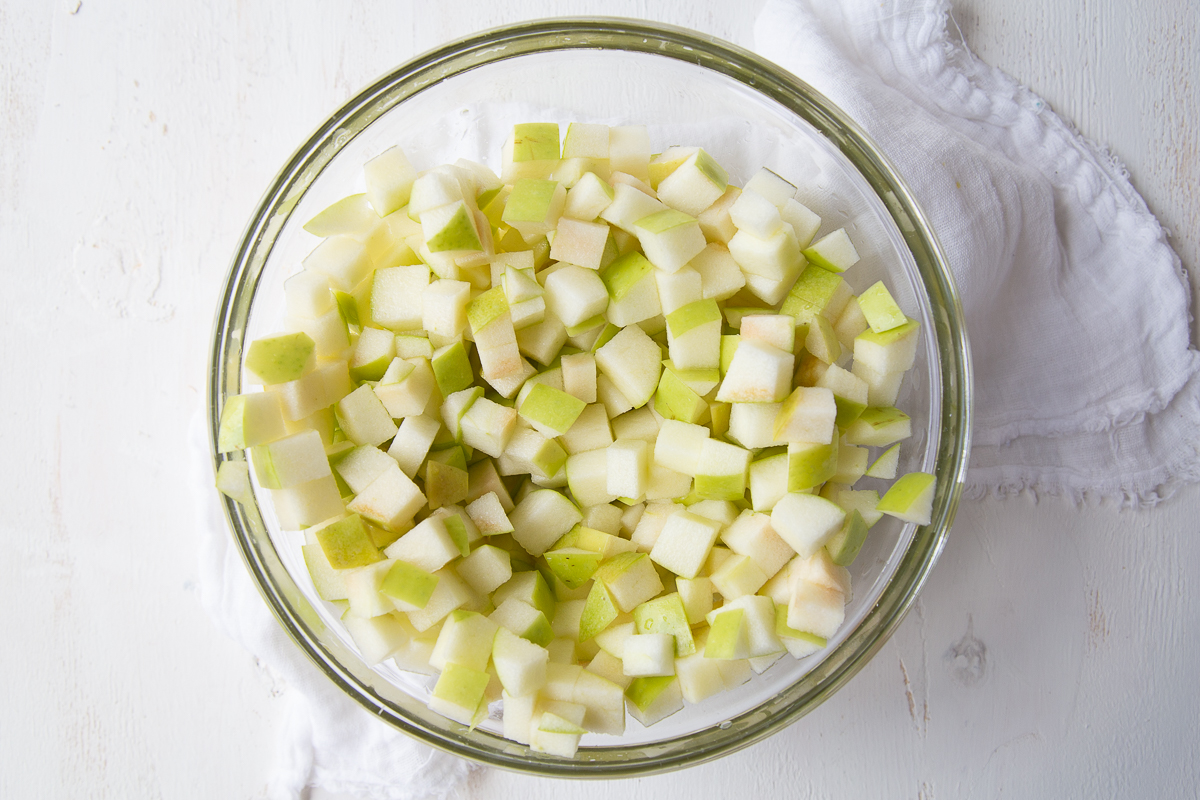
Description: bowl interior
214,19,970,776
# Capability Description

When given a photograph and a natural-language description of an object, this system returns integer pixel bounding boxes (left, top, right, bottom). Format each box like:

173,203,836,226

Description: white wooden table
3,1,1197,798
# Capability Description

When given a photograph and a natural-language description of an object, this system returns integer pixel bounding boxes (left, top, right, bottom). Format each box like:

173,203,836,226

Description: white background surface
2,1,1198,798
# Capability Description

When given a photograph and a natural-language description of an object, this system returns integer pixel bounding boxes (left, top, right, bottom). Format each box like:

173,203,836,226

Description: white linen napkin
194,3,1200,798
192,413,476,800
755,0,1200,504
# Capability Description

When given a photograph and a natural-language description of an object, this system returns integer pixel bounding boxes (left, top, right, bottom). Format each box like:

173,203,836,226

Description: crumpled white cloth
194,3,1200,799
192,414,476,799
756,0,1200,504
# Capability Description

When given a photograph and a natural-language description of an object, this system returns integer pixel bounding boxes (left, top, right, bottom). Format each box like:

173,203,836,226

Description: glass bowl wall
210,17,971,777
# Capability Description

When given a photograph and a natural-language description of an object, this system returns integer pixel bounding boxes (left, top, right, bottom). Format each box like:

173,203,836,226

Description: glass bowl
209,17,971,777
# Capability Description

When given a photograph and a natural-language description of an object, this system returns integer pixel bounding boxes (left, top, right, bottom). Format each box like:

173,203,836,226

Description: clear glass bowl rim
208,16,973,778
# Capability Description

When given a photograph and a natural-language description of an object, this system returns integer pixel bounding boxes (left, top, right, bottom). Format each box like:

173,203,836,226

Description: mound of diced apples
216,121,937,757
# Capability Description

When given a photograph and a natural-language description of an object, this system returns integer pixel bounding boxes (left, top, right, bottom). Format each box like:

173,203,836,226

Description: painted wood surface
0,1,1195,798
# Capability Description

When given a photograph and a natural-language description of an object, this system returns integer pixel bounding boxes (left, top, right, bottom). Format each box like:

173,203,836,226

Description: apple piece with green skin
215,460,254,506
363,146,416,217
383,514,459,573
771,492,846,558
502,178,567,242
269,476,345,530
332,445,395,495
459,396,517,458
601,250,661,327
301,541,350,601
711,553,769,600
544,264,609,329
774,386,837,445
492,626,549,698
656,148,728,217
594,324,662,410
649,510,723,580
563,171,615,221
501,427,569,480
407,567,475,632
653,418,709,476
565,447,616,507
429,662,491,728
866,443,901,479
647,145,697,189
704,607,750,660
786,440,839,491
857,280,907,333
503,264,543,305
349,327,396,382
666,299,722,370
490,597,554,647
633,208,707,274
425,460,469,509
422,200,484,253
780,263,852,323
375,357,435,420
721,510,792,579
632,592,695,656
303,235,373,293
370,264,429,332
719,595,784,658
579,579,620,642
599,182,667,234
725,402,782,450
531,711,586,757
501,122,561,183
519,383,586,438
311,514,381,570
844,406,912,447
508,489,583,557
831,443,870,485
749,448,788,512
379,558,440,612
853,317,921,375
430,610,499,672
625,675,683,727
217,391,287,452
787,578,846,639
825,509,870,566
544,548,603,590
430,341,474,398
814,363,869,428
655,367,707,425
250,430,331,490
715,339,794,403
775,603,827,659
877,471,936,525
245,332,315,386
407,168,469,221
284,269,335,320
694,439,751,501
728,223,803,284
493,570,556,621
304,193,376,237
802,227,860,273
335,384,397,447
594,552,663,613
